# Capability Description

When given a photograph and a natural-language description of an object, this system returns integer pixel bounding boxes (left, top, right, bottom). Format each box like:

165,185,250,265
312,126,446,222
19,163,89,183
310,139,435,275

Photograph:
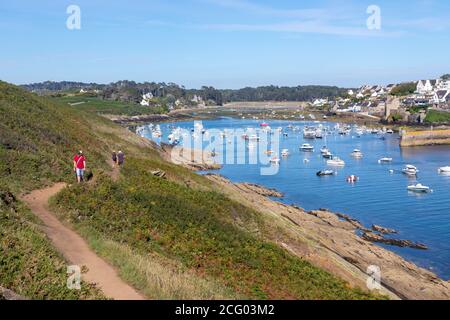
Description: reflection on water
140,118,450,279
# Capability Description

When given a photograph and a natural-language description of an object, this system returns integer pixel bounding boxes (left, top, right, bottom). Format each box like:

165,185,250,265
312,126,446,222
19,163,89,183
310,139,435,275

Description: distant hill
21,81,350,106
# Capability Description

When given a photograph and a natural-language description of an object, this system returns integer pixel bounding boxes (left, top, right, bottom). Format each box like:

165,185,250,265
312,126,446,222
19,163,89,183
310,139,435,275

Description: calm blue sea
139,118,450,279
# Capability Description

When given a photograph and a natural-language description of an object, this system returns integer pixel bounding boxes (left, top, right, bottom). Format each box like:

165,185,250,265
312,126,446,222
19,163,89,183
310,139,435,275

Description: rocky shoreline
202,174,450,300
161,143,222,171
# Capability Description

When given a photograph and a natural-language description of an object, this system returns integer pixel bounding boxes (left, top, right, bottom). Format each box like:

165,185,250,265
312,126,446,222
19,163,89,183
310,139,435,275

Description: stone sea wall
400,129,450,147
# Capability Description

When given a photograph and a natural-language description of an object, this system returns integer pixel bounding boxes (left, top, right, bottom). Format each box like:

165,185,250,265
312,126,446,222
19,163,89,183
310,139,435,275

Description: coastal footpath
401,129,450,147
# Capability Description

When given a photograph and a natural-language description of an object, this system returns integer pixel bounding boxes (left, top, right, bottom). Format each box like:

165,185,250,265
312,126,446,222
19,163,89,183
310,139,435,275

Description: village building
140,92,154,106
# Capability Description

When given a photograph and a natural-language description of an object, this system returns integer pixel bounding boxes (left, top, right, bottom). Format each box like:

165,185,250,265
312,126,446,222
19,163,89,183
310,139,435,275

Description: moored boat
327,157,345,167
438,166,450,174
407,183,431,193
303,128,316,139
320,146,329,154
350,149,363,158
322,151,333,159
270,157,280,165
402,165,419,176
316,170,335,176
378,157,393,164
300,143,314,152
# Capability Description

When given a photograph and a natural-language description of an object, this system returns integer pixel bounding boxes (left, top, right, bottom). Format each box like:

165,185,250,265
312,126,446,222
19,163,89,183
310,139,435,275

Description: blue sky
1,0,449,88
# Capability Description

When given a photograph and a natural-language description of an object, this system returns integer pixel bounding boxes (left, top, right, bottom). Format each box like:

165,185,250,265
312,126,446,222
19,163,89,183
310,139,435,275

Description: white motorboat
350,149,363,158
402,165,419,176
407,183,431,193
281,149,290,157
303,129,316,139
327,157,345,167
438,166,450,174
386,129,394,134
320,146,329,154
300,143,314,152
315,130,323,139
378,157,393,164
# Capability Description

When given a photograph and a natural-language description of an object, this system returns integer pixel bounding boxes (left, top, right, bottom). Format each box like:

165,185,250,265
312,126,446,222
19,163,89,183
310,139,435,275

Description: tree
441,74,450,80
390,82,416,97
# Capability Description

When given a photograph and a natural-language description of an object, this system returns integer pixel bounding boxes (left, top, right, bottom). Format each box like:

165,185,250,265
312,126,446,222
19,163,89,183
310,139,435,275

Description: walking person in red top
73,151,86,183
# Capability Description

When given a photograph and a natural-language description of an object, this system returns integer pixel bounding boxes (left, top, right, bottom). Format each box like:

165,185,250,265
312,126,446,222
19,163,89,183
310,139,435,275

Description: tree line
22,81,349,106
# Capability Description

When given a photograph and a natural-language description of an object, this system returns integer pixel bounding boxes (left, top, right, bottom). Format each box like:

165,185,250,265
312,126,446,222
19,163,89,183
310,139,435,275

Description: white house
436,79,450,91
140,92,154,106
347,89,354,96
417,80,437,94
312,98,328,107
433,90,450,104
386,84,396,92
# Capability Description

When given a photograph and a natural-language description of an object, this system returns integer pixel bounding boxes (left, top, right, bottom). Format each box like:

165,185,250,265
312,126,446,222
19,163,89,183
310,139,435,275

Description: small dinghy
316,170,335,176
407,183,431,193
281,149,290,157
378,157,393,164
270,157,280,165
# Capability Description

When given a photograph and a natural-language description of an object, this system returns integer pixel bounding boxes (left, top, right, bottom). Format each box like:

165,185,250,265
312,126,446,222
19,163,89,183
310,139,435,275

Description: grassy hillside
52,96,166,116
52,159,378,299
0,81,381,299
425,109,450,123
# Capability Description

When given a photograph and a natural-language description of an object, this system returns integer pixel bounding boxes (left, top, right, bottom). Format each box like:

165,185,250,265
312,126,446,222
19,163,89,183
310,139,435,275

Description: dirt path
22,183,145,300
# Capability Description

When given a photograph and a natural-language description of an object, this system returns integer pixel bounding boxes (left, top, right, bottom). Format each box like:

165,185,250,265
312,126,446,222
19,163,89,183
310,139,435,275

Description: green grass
425,109,450,123
52,158,381,300
0,82,113,192
52,96,167,116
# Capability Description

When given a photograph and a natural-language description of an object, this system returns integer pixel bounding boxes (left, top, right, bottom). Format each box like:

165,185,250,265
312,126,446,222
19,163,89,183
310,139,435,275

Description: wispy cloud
389,17,450,31
201,0,331,19
199,0,402,37
203,21,403,37
198,0,450,36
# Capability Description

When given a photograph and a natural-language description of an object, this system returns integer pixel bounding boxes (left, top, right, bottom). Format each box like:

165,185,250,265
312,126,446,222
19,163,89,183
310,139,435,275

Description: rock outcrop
372,224,398,234
0,287,27,300
362,232,428,250
235,183,283,198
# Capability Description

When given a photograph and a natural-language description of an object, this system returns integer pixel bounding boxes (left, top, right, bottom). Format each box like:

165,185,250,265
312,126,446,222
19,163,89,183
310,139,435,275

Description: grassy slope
52,96,166,116
1,81,380,299
0,82,107,299
425,109,450,123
